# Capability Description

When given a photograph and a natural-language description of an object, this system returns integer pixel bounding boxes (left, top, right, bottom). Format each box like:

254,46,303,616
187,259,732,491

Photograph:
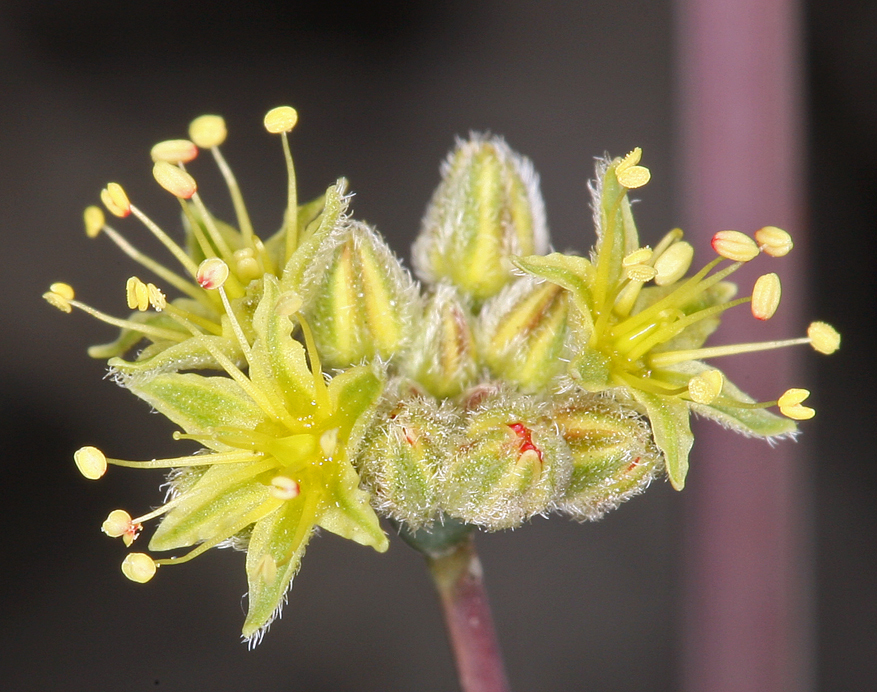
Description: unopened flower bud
479,276,572,392
153,161,197,199
303,221,420,368
413,135,549,302
711,230,760,262
150,139,198,164
442,388,571,530
551,393,661,521
403,284,477,398
358,387,458,528
189,114,227,148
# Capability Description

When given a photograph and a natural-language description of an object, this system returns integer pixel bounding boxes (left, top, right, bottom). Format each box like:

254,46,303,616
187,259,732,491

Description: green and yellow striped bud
302,220,421,368
442,386,571,530
403,283,478,398
551,392,661,521
478,276,574,392
413,135,549,302
357,382,461,529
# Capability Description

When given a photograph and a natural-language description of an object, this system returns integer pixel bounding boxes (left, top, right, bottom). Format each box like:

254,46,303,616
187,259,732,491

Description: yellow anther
269,475,300,500
50,282,75,301
622,247,654,267
233,249,261,283
101,183,131,218
43,291,72,313
101,509,133,537
755,226,793,257
778,388,815,420
751,272,781,321
84,206,105,238
688,369,724,405
188,114,227,149
150,139,199,165
275,290,304,316
264,106,299,134
74,445,107,480
153,161,197,199
653,241,694,286
711,230,760,262
147,283,167,311
121,553,157,583
126,276,149,311
320,428,340,457
615,150,651,188
625,264,658,282
808,321,841,354
196,258,229,290
616,147,642,170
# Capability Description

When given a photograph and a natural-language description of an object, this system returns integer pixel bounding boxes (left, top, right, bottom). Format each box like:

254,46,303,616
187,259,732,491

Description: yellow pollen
189,114,227,149
755,226,793,257
808,321,840,354
84,206,105,238
264,106,299,134
778,388,815,420
43,290,72,312
751,272,781,320
153,161,197,199
101,183,131,218
196,258,229,290
653,241,694,286
147,283,167,311
74,445,107,479
121,553,157,583
625,264,658,282
126,277,150,311
269,475,300,500
688,369,724,404
150,139,199,165
711,230,759,262
622,247,653,267
275,290,304,316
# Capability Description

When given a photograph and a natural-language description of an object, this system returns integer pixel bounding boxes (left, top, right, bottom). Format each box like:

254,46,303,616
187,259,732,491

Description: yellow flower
513,149,839,489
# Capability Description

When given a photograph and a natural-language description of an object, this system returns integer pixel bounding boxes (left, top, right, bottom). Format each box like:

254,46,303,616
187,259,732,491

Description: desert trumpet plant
46,110,838,644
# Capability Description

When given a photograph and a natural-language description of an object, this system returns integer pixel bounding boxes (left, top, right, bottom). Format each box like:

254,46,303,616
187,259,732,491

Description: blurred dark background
0,1,872,690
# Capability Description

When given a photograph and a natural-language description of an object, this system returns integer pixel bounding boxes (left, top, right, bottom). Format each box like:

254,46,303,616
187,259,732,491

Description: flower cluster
47,110,838,641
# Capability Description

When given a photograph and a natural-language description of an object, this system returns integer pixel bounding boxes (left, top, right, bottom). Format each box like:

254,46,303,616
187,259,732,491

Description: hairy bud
413,135,549,302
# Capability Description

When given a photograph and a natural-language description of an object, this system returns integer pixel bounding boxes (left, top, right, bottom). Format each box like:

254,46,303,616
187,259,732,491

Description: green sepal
262,192,327,272
659,362,798,438
317,457,389,551
511,253,595,339
243,494,317,638
149,459,276,551
632,389,693,490
248,274,317,418
127,372,267,449
593,158,640,297
280,179,350,292
109,335,243,378
327,365,386,460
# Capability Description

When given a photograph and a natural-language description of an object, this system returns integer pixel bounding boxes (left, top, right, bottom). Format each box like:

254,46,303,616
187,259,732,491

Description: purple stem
427,535,511,692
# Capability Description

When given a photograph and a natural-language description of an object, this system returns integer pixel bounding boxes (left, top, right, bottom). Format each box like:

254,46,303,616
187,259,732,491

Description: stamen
102,509,141,546
121,553,157,583
649,335,811,368
106,449,260,469
188,192,236,260
62,296,188,342
777,388,815,420
264,106,300,261
270,475,300,500
651,228,684,260
189,115,227,149
128,204,201,277
74,445,107,479
209,146,257,249
688,369,724,405
196,258,229,290
711,230,760,262
275,290,304,316
44,283,74,312
653,241,694,285
126,276,150,311
625,264,658,282
807,321,841,354
84,206,105,238
615,147,651,188
153,161,197,199
622,247,653,267
150,139,198,165
755,226,793,257
101,183,131,218
751,273,781,320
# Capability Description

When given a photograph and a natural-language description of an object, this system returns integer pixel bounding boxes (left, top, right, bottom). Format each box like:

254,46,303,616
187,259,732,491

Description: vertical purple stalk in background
675,1,813,691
